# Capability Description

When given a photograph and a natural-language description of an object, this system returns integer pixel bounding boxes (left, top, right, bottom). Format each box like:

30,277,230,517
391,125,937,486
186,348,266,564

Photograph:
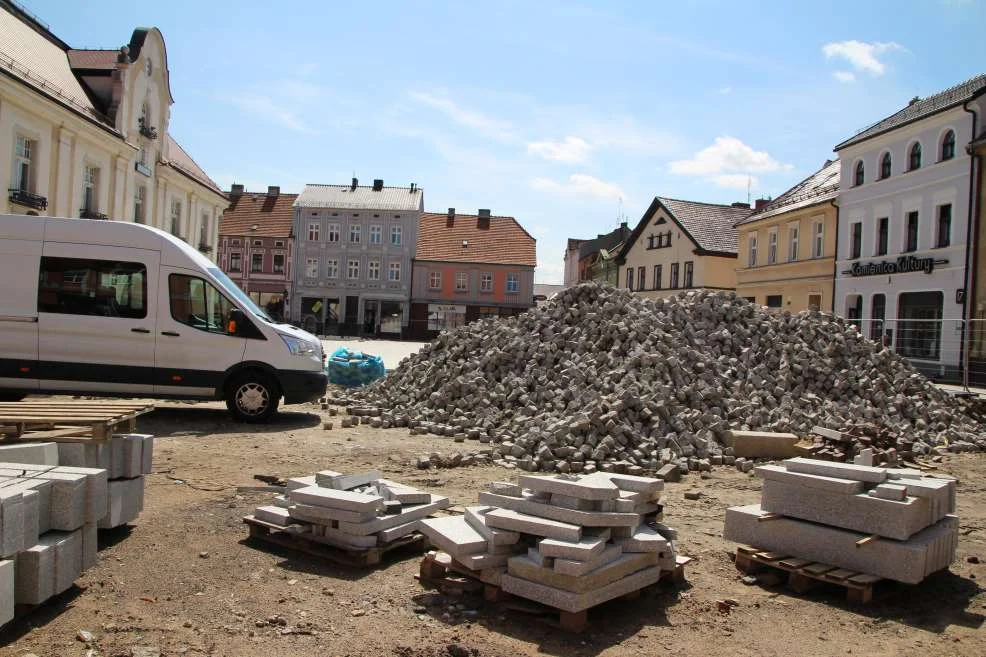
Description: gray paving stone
538,535,607,561
615,524,673,554
526,547,554,568
755,464,865,495
33,471,86,531
256,505,294,526
309,526,378,549
487,482,523,497
51,529,83,594
335,495,450,535
500,564,665,613
508,551,659,593
288,503,377,525
0,559,12,626
582,472,664,494
376,519,421,544
0,442,58,466
548,493,599,511
81,522,97,570
484,507,582,542
317,470,380,490
57,442,111,471
724,430,799,458
56,466,108,523
463,506,520,546
289,486,384,512
553,543,624,576
98,477,144,529
455,551,512,570
518,474,620,500
15,539,53,605
286,475,317,490
869,484,907,502
478,491,644,527
377,480,431,504
0,490,24,557
784,457,888,484
418,516,488,556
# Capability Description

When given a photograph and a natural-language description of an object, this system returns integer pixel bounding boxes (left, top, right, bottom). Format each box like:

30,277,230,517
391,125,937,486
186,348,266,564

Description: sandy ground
1,398,984,657
319,338,425,370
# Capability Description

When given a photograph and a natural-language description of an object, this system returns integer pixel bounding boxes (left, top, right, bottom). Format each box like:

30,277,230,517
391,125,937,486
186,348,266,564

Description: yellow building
618,197,750,299
0,3,225,255
735,160,840,312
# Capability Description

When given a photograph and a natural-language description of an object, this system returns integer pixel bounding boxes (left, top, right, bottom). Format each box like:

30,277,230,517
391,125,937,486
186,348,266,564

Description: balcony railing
8,188,47,210
138,117,158,140
80,208,109,220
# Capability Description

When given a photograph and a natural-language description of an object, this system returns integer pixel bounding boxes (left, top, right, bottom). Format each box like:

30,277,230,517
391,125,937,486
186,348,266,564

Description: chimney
477,208,491,230
909,96,921,106
230,183,244,198
754,198,770,210
410,182,416,193
446,207,455,228
350,177,358,191
620,222,628,230
372,179,384,191
267,185,280,198
731,202,751,209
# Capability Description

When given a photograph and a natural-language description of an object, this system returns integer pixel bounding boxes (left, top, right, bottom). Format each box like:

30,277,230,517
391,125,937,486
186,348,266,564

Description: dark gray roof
736,159,840,226
657,197,749,253
576,224,631,260
835,74,986,151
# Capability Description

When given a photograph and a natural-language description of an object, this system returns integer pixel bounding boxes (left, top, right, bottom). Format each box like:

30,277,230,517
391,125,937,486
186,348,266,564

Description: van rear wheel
225,372,280,423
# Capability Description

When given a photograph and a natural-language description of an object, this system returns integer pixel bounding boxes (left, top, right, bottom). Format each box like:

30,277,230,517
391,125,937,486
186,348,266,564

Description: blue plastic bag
327,347,386,387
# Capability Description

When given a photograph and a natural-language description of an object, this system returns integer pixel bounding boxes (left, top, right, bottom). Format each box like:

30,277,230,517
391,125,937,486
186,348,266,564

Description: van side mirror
227,308,245,336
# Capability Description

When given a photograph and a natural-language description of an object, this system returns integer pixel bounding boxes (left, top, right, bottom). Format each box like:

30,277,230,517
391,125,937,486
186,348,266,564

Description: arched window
880,152,892,179
909,142,921,171
941,130,956,161
854,160,865,186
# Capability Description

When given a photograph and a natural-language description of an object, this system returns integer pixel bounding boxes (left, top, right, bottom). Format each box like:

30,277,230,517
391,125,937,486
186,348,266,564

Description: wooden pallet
734,545,883,604
417,551,690,632
242,515,427,567
0,401,154,441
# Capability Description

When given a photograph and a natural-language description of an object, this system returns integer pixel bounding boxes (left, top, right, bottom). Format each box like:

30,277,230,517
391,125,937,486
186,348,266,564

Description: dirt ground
1,397,985,657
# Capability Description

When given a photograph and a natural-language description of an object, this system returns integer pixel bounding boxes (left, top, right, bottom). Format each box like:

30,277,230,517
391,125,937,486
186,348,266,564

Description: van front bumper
279,369,328,404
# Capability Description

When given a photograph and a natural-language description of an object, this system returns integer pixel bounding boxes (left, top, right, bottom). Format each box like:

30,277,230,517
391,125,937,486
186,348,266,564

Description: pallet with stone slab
733,545,885,604
0,401,155,441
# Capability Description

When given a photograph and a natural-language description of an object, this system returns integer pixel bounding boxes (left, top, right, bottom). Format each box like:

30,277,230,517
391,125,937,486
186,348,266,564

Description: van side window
169,274,233,335
38,257,147,318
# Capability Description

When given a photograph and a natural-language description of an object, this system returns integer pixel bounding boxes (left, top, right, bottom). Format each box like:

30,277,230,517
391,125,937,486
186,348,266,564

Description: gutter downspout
962,100,982,389
830,198,840,313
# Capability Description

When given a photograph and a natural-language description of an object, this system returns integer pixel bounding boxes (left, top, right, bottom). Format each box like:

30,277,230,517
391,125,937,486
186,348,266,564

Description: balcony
8,188,47,211
138,117,158,140
80,208,109,220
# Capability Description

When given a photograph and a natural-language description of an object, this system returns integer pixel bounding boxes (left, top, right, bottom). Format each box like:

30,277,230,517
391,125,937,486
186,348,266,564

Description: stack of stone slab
250,470,450,550
417,472,678,614
723,457,958,585
57,433,153,529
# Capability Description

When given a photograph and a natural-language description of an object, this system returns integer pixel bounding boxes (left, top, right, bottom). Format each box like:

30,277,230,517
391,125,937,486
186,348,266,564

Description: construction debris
348,284,984,473
723,458,958,584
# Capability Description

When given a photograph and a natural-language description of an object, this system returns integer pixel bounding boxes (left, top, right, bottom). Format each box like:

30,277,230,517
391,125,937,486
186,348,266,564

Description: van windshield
207,266,273,322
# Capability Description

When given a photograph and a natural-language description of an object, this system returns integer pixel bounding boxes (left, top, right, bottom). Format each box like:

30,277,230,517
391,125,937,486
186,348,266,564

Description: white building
833,74,986,379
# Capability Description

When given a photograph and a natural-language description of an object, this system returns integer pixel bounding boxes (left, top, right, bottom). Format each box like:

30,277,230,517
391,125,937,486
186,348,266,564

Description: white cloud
532,174,626,202
822,40,904,76
527,136,593,164
670,136,791,177
717,86,733,95
408,91,518,142
230,94,307,131
713,174,759,190
833,70,856,83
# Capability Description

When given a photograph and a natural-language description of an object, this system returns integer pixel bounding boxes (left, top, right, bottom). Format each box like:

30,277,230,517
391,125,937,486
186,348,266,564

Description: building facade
0,2,225,253
217,184,296,320
291,179,422,336
970,129,986,373
562,224,631,287
833,75,986,379
618,197,748,298
409,209,536,339
735,160,839,312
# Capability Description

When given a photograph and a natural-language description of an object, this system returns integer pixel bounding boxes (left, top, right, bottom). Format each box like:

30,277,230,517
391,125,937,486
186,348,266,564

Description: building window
138,146,149,168
637,266,645,290
908,142,922,171
626,267,634,290
506,273,519,293
370,225,382,244
936,204,952,248
388,262,401,282
82,165,99,213
905,211,919,252
308,223,320,241
876,217,888,256
232,239,240,246
766,295,782,309
653,264,662,290
134,185,145,224
767,231,777,264
896,291,943,360
808,294,822,311
480,272,493,291
391,225,402,245
683,261,694,288
170,198,182,237
670,263,680,288
13,135,34,193
201,213,211,248
38,257,147,318
327,223,340,243
813,222,824,258
273,254,285,273
849,222,862,259
274,240,285,247
455,272,468,291
350,224,361,243
880,152,891,180
788,224,799,261
854,160,864,187
941,130,956,161
871,293,886,342
748,234,758,267
846,294,863,330
304,257,317,278
429,271,442,289
326,259,338,278
347,259,360,279
368,260,380,280
230,253,241,272
251,253,263,272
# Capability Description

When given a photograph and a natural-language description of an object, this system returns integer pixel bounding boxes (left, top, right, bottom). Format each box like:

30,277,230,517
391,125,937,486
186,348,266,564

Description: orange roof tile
416,213,536,267
219,190,298,238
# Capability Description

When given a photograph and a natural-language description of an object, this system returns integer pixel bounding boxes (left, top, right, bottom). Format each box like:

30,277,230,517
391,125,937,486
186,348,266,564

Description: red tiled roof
416,213,536,267
220,190,298,238
67,49,118,70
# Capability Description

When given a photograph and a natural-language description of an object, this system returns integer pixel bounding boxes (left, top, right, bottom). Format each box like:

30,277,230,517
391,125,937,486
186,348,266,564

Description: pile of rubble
723,458,958,584
352,283,985,473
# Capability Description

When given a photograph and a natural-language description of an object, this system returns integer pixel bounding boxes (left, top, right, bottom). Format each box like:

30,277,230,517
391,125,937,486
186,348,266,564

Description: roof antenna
747,175,752,205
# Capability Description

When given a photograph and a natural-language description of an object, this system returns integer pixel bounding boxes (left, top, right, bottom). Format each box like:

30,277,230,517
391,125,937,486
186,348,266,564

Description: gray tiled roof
657,197,749,253
294,184,424,211
576,224,632,259
736,159,840,226
835,74,986,151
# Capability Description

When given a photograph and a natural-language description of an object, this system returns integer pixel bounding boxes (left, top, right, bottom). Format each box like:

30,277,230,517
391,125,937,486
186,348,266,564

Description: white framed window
170,198,183,237
813,221,824,258
82,165,99,213
327,223,340,243
13,135,34,192
326,259,339,278
368,259,380,280
388,262,401,281
429,271,442,289
787,223,799,261
251,253,263,272
252,239,262,247
748,233,758,267
480,272,493,292
274,240,285,247
767,230,777,265
350,224,361,243
347,259,360,279
273,254,285,273
138,145,149,167
305,257,318,278
308,222,320,241
230,253,241,271
455,272,468,291
391,225,402,245
506,273,519,293
134,185,146,224
370,225,382,244
200,212,210,247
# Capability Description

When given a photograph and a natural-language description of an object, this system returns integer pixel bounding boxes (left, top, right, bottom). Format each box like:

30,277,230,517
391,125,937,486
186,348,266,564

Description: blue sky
25,0,986,283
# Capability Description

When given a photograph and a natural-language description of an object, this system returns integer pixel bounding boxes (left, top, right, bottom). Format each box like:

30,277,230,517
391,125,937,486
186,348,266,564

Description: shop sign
430,304,466,313
844,256,947,277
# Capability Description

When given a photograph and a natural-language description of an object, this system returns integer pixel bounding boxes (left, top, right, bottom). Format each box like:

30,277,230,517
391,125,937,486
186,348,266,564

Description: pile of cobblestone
353,282,985,473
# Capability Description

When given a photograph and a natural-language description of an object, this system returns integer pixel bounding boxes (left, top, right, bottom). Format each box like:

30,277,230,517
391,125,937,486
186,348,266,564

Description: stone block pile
723,457,958,584
250,470,450,550
417,472,679,614
350,283,984,473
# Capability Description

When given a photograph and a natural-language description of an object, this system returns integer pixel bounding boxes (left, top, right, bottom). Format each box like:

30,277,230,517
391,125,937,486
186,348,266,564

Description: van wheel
225,373,280,422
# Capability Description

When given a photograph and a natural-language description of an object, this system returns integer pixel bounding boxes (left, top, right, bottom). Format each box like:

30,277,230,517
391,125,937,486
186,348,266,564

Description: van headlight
278,333,320,359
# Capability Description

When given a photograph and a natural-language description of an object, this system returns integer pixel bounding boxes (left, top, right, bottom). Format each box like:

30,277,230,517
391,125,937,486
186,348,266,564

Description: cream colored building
0,3,225,254
617,196,749,299
735,160,840,312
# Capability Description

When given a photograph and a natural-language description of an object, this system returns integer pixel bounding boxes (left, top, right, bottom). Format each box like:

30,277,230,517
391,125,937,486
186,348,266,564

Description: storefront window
428,304,466,332
896,292,943,360
380,301,402,334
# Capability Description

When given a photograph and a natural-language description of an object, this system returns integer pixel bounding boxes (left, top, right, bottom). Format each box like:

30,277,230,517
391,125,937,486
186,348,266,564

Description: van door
0,234,42,393
154,266,247,397
37,244,158,394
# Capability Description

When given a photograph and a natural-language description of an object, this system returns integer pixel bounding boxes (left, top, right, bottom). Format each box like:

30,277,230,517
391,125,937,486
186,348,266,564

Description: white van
0,214,327,421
